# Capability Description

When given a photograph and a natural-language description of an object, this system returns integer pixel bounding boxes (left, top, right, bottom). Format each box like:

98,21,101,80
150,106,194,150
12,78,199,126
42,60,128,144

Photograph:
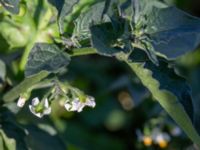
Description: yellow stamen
143,136,153,146
158,140,168,149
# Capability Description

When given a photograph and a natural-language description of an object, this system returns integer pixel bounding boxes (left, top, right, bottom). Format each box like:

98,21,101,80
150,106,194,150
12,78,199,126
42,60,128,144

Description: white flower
151,128,171,148
85,96,96,107
29,97,51,118
17,96,26,108
152,128,170,143
64,96,96,112
154,133,170,144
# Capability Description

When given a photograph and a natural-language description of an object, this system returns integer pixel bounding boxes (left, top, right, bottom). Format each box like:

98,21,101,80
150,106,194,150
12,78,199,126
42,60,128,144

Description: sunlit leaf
144,61,194,120
0,0,20,14
0,130,16,150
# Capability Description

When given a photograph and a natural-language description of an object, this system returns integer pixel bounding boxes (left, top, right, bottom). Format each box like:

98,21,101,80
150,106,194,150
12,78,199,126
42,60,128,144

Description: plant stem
3,71,49,102
19,35,37,71
19,7,53,71
70,47,97,57
38,7,52,30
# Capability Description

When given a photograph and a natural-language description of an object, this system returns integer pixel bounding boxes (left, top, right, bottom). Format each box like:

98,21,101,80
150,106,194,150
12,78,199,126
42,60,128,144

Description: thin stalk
69,47,97,57
19,7,53,71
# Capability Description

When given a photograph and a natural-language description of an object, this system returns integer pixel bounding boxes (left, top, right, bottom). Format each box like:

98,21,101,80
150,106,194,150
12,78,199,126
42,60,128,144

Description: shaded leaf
128,47,149,62
90,22,126,56
56,0,79,34
144,61,194,120
49,0,104,35
0,108,28,150
73,1,106,40
47,0,64,12
104,0,200,61
0,0,20,14
146,6,200,59
25,125,66,150
190,69,200,134
25,43,70,77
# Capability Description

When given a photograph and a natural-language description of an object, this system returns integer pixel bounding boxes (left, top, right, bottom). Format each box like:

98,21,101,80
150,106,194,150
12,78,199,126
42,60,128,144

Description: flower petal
76,103,85,112
32,97,40,106
44,98,49,108
71,99,84,112
17,97,26,108
34,113,43,118
85,96,96,108
64,102,71,111
43,107,51,115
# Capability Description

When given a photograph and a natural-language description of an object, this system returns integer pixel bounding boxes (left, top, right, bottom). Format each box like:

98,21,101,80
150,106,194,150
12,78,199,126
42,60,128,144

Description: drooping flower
17,92,31,108
29,97,51,118
64,96,96,112
17,96,26,108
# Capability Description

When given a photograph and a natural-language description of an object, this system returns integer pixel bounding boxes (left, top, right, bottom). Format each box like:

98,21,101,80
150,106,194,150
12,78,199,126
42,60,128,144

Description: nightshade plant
1,0,200,148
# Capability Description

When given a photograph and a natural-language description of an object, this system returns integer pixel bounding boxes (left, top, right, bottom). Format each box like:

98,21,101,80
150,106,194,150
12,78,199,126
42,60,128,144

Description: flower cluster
64,96,96,112
137,128,171,149
17,95,96,118
151,129,171,148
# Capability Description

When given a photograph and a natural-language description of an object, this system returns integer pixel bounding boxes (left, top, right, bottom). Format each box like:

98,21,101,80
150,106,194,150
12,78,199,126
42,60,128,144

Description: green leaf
90,22,127,56
3,71,49,102
0,130,16,150
25,43,70,77
104,0,200,61
127,61,200,147
49,0,104,34
57,0,79,34
144,61,194,120
47,0,64,11
145,6,200,59
0,108,27,150
0,135,4,150
25,125,66,150
128,47,149,62
102,0,121,22
190,69,200,134
73,1,106,40
0,0,20,14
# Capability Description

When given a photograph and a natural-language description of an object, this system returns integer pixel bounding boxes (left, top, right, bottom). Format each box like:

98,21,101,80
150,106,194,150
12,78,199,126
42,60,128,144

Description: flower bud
17,96,26,108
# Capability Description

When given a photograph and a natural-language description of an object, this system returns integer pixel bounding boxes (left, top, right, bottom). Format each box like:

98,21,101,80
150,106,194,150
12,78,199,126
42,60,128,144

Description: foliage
0,0,200,149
